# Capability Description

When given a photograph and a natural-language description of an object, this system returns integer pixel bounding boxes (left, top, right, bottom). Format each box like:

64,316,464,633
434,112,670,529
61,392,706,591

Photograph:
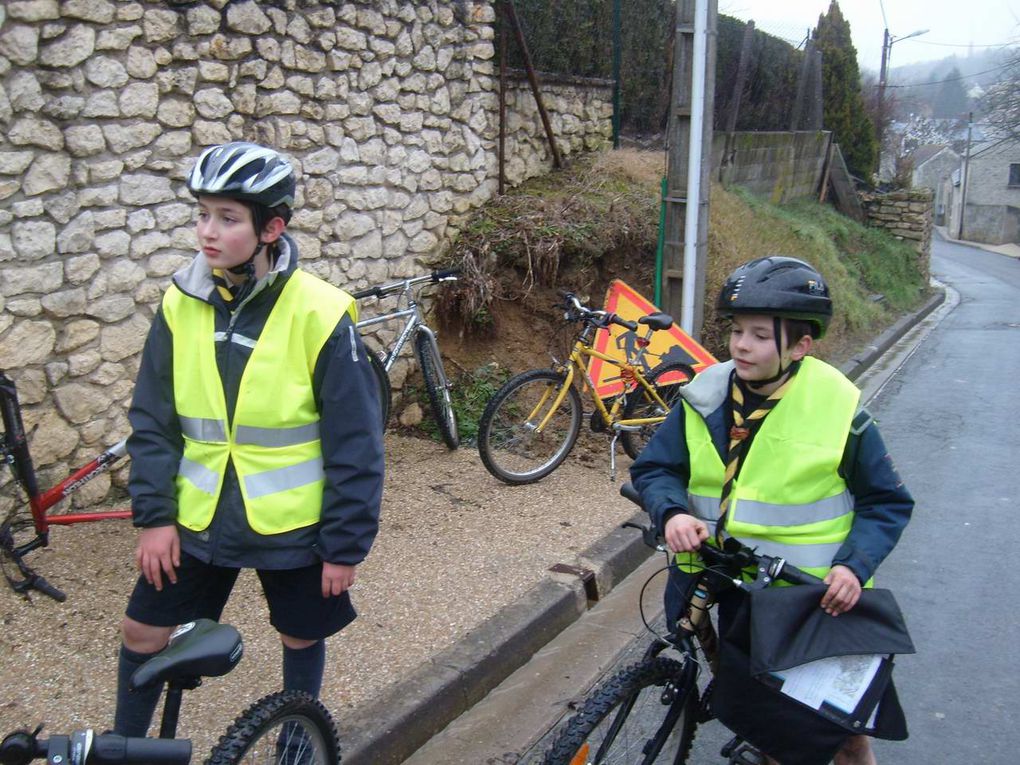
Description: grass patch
405,363,510,445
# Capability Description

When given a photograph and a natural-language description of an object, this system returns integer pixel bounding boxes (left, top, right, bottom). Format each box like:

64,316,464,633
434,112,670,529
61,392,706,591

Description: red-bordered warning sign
589,279,717,398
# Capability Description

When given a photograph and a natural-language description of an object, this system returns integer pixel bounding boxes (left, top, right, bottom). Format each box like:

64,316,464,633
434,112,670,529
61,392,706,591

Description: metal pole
499,21,507,194
501,0,563,169
612,0,622,148
958,111,973,240
680,0,709,333
877,28,890,175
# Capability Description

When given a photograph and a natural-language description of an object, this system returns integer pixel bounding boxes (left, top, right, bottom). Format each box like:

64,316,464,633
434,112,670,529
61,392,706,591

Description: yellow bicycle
477,291,694,484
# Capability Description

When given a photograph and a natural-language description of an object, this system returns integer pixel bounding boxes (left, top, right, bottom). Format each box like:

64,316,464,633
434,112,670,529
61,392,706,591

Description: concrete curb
839,287,946,383
340,290,949,763
340,510,653,764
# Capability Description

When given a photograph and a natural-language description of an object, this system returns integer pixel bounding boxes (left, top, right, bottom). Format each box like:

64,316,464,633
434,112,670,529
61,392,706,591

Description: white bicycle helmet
187,142,296,209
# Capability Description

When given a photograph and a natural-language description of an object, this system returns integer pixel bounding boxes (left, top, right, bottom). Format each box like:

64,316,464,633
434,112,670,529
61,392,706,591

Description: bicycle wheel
620,363,695,460
542,657,698,765
205,690,340,765
477,368,582,485
367,349,392,430
414,329,459,449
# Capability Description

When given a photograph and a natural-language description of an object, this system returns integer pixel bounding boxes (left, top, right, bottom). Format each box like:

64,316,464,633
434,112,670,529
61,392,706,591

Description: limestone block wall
859,189,933,280
0,0,612,510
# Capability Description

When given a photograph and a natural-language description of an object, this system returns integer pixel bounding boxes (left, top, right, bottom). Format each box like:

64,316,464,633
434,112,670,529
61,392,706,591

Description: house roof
911,144,953,168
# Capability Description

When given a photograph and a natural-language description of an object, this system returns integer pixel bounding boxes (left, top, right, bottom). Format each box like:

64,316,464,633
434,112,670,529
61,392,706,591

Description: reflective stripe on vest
162,270,357,535
680,357,860,578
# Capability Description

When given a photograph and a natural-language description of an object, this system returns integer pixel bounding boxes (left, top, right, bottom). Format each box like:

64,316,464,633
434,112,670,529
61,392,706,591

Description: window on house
1009,164,1020,187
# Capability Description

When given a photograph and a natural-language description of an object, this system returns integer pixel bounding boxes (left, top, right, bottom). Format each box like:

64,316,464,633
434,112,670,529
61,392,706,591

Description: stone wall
0,0,612,509
859,189,933,279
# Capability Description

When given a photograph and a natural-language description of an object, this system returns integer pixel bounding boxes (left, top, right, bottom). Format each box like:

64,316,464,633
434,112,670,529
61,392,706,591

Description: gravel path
0,431,636,758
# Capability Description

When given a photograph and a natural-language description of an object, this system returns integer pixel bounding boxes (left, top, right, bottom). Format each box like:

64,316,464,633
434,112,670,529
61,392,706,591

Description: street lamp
876,28,929,178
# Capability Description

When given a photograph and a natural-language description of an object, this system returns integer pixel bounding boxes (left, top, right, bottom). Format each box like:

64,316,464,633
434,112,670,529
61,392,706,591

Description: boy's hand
136,525,180,591
821,564,862,616
663,514,710,553
322,562,357,598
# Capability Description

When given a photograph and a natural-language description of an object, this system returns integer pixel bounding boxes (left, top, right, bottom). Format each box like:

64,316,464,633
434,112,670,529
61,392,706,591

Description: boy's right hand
136,525,180,591
663,514,710,553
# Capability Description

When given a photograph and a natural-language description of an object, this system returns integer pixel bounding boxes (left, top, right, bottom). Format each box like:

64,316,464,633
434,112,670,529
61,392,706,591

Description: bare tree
979,49,1020,140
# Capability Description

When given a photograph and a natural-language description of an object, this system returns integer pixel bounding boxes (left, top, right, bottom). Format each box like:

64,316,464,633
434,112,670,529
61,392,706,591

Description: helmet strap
746,317,792,390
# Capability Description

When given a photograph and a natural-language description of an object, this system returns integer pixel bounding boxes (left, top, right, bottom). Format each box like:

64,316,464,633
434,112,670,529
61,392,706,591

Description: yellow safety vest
161,270,357,535
681,357,860,579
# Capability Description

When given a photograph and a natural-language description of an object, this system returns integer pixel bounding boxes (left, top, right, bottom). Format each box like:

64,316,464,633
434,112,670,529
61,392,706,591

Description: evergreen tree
812,1,878,179
933,67,970,118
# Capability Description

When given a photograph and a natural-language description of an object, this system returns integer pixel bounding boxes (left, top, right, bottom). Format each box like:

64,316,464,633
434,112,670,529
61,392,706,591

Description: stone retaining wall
859,189,933,279
0,0,612,509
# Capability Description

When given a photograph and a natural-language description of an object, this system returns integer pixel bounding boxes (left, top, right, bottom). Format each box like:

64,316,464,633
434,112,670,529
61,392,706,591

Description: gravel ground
0,430,636,758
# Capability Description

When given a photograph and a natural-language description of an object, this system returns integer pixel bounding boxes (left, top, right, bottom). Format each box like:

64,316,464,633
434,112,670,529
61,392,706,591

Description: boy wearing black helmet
631,256,913,764
113,142,384,736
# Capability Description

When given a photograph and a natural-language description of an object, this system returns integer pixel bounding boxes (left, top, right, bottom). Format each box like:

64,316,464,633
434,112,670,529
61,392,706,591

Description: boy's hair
783,318,819,343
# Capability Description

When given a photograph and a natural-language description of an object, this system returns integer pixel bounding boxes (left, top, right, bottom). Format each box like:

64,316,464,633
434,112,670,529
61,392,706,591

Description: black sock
282,640,325,698
113,644,164,736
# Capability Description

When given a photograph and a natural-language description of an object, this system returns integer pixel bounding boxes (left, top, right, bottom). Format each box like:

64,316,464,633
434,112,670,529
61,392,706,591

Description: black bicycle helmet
187,142,296,210
716,256,832,339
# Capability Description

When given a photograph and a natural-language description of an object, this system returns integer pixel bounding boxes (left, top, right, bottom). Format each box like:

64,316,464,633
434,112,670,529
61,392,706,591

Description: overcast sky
719,0,1020,72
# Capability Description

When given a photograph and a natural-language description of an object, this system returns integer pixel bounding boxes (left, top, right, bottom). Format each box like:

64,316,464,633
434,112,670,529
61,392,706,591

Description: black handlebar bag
712,584,915,765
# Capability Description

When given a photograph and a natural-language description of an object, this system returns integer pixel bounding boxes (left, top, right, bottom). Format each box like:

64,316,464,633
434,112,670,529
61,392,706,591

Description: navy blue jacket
126,234,384,569
630,360,912,584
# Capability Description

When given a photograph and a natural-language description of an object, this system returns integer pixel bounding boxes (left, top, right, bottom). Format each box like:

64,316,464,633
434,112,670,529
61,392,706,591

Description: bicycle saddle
130,619,243,690
639,312,674,331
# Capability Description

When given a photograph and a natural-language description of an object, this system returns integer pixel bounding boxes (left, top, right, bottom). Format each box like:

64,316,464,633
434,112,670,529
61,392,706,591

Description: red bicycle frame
1,370,130,600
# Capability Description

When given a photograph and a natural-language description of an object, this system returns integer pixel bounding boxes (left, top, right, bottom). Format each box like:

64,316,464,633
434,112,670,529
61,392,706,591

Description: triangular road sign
589,279,717,398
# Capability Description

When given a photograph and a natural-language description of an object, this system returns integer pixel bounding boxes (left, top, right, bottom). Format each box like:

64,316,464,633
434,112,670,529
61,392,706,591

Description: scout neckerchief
211,268,242,307
715,363,799,544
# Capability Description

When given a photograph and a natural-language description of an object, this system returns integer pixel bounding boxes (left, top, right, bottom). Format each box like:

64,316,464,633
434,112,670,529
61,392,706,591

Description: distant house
910,145,961,226
950,136,1020,245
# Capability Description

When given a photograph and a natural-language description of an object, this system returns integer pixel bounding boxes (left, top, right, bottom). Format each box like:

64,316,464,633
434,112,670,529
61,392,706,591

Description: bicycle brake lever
622,521,661,550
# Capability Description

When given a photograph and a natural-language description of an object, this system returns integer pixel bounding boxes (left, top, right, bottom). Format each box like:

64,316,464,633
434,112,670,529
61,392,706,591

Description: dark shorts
125,551,356,641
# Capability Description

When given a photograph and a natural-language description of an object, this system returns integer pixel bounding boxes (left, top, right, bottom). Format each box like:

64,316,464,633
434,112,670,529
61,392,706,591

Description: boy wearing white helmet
113,142,384,736
632,257,913,764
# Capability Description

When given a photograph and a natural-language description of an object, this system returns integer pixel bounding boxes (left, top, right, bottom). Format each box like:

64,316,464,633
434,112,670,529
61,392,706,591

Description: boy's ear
260,216,286,243
789,333,813,361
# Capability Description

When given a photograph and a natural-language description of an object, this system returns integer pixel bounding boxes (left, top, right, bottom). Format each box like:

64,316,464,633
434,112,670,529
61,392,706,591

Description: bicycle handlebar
0,730,192,765
351,268,461,300
618,482,821,588
557,291,638,332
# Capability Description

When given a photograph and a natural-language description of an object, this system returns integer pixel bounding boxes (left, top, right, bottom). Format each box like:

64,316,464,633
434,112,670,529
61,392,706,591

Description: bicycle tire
477,368,582,485
414,329,459,449
620,362,695,460
205,690,340,765
367,349,392,430
541,656,698,765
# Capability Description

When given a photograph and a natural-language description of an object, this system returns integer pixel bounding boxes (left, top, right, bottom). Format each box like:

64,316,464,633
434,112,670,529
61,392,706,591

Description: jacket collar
172,233,299,303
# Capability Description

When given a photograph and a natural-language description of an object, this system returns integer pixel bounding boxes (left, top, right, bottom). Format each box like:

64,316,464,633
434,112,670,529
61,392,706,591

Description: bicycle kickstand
607,432,619,482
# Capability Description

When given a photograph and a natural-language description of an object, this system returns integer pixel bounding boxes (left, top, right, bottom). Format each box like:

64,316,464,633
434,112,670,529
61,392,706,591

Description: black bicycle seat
131,619,243,690
639,312,674,331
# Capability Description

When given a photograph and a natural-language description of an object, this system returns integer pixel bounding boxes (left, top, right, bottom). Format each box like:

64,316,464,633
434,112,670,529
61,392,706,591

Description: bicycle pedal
721,736,764,765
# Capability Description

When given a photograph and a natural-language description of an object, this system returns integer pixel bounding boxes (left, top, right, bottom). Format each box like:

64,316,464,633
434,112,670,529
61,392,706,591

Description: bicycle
0,618,340,764
0,370,132,602
476,292,695,485
540,483,821,765
353,268,461,450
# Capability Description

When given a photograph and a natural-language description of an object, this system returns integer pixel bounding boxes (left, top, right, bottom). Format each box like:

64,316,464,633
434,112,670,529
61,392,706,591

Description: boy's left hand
322,561,357,598
820,564,862,616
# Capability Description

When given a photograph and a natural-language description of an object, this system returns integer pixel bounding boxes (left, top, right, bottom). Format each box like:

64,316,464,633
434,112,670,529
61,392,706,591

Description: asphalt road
525,234,1020,764
868,236,1020,763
